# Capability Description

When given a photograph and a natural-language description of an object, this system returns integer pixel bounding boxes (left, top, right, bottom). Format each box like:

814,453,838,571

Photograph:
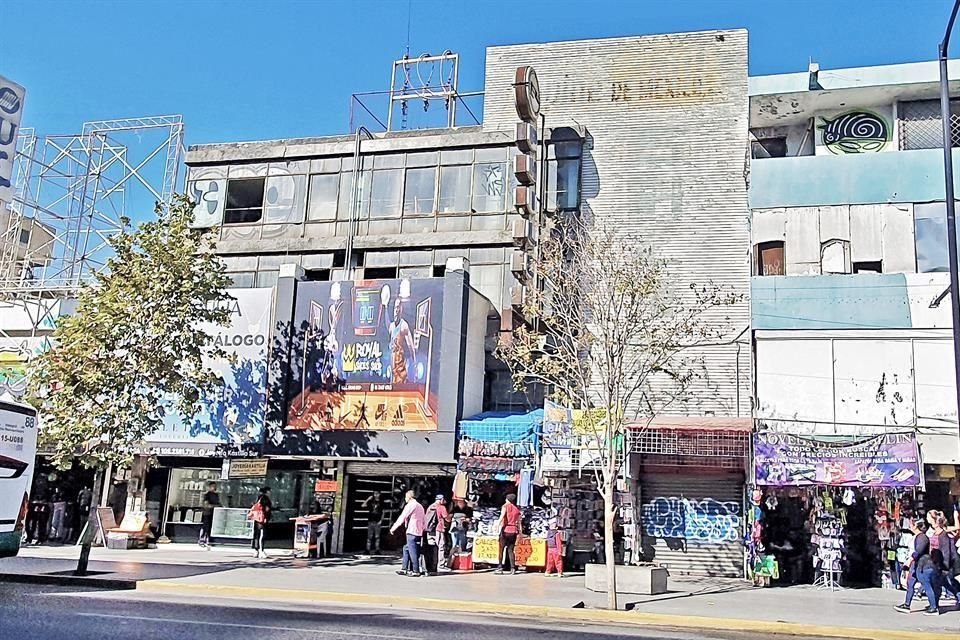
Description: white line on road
75,612,422,640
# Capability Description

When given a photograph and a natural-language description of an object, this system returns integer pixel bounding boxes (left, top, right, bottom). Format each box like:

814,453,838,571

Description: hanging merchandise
518,468,534,507
452,471,469,500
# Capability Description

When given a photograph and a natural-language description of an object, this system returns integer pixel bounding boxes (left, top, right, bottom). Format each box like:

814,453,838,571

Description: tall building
158,30,754,569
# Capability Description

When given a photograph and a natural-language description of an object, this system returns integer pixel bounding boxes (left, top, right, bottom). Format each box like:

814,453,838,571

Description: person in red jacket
545,517,565,578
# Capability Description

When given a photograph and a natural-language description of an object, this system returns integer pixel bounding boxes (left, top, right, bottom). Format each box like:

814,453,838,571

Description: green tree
497,223,740,610
29,194,233,573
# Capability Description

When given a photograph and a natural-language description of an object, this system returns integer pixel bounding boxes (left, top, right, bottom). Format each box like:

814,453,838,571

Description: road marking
75,612,422,639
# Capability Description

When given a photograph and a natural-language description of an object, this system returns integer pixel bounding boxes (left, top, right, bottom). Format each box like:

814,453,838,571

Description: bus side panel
0,408,38,557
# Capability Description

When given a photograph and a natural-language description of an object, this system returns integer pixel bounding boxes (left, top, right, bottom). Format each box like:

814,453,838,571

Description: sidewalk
3,544,958,639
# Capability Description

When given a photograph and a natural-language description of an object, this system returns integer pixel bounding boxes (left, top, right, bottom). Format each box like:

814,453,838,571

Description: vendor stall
750,431,924,589
455,410,545,570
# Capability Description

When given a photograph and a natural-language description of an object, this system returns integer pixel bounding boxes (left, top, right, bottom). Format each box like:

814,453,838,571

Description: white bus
0,397,38,557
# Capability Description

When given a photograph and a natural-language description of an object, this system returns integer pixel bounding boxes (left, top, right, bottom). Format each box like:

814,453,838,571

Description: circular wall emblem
514,66,541,124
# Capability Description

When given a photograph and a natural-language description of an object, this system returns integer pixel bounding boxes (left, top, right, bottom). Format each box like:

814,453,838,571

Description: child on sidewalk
545,517,564,578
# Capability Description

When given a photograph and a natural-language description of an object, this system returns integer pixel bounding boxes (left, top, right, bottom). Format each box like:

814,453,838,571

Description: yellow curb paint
137,581,955,640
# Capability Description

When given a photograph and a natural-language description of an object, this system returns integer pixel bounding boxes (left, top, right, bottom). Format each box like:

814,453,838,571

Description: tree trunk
75,468,104,576
603,479,618,610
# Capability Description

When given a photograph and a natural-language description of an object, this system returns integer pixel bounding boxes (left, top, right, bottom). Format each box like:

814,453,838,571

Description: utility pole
939,0,960,445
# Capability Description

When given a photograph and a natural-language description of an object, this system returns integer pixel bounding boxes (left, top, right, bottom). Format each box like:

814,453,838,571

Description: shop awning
627,417,753,432
458,410,543,443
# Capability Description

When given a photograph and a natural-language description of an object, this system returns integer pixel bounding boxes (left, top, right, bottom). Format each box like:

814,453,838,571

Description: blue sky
3,0,956,145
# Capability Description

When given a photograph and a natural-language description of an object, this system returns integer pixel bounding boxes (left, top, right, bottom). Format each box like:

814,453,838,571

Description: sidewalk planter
584,564,668,595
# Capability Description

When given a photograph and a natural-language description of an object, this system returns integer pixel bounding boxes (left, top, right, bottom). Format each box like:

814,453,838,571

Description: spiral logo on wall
818,110,890,154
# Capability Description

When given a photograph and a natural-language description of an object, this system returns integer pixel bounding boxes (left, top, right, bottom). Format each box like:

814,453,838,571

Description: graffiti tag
642,496,741,543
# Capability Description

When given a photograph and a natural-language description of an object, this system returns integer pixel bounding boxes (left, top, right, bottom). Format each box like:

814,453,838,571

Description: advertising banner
286,278,443,432
146,288,272,453
541,399,573,471
754,432,921,487
0,74,26,203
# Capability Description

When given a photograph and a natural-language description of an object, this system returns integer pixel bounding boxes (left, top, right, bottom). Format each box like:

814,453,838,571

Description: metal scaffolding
0,115,185,300
0,115,184,355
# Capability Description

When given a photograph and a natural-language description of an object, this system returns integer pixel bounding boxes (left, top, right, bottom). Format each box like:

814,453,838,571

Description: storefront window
165,468,300,537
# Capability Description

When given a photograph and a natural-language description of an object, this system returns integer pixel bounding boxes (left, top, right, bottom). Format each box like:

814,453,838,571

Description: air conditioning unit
513,152,537,185
510,250,531,283
511,218,536,248
515,122,538,154
513,185,538,217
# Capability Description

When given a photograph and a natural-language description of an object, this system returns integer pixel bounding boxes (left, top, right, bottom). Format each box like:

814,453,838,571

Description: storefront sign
314,479,338,493
754,432,921,487
226,459,268,479
515,536,546,567
286,279,444,432
0,74,26,202
472,535,501,564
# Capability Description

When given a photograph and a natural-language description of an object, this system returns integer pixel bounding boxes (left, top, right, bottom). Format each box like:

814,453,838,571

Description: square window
403,166,437,216
369,169,403,219
308,174,339,221
224,178,265,224
337,171,370,221
439,165,472,214
472,162,507,213
263,174,307,224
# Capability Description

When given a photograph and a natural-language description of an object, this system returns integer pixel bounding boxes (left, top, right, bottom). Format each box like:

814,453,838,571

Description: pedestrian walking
928,511,960,606
894,520,941,616
362,492,384,554
199,482,220,549
248,486,272,559
496,493,522,575
390,490,426,577
545,517,565,578
425,494,451,571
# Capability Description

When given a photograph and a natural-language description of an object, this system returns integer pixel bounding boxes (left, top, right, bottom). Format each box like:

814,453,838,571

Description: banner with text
754,432,921,487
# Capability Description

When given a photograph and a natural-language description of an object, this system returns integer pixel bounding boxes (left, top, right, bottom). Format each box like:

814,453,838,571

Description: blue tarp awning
458,409,543,444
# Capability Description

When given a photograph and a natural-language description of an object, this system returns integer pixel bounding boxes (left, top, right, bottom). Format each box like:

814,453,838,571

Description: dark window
547,128,583,211
224,178,265,224
19,229,30,244
363,267,398,280
332,251,347,269
756,241,785,276
751,137,788,159
432,265,445,278
304,269,330,282
899,99,960,150
853,261,883,274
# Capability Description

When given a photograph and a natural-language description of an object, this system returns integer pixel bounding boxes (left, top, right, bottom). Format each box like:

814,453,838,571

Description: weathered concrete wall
483,30,752,418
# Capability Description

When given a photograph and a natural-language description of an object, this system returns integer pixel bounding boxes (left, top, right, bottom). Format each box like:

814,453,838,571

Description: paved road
0,583,812,640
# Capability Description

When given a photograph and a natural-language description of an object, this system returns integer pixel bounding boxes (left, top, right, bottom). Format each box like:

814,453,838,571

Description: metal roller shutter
346,462,455,477
639,473,745,577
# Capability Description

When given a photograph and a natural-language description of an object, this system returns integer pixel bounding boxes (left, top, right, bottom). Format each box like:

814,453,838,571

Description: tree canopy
29,195,234,469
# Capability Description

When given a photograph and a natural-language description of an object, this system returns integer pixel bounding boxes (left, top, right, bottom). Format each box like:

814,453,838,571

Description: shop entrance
343,467,452,554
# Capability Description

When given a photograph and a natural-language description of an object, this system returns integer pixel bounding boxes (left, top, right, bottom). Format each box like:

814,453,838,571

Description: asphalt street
0,582,822,640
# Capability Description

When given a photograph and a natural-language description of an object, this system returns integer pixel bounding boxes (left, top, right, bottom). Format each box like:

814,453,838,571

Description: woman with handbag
248,486,272,559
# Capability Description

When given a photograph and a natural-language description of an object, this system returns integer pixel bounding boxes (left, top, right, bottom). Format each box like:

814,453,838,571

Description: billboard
146,288,273,454
0,75,25,202
286,278,444,431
